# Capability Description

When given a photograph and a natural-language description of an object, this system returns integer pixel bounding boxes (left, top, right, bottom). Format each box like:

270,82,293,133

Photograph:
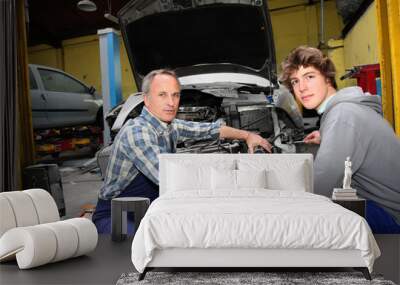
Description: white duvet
131,190,380,273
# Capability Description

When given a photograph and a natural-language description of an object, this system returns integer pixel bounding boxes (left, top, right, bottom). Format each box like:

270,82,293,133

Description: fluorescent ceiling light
104,13,119,24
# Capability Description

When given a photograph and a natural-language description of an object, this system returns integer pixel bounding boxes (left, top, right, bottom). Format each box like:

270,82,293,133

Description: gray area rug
116,272,396,285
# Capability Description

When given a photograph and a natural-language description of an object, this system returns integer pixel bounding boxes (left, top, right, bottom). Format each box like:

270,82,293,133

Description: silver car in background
29,64,103,130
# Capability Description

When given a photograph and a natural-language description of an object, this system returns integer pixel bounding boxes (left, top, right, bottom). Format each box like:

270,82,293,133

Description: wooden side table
332,198,366,218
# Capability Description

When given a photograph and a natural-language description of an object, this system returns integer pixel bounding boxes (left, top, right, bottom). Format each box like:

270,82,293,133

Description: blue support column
98,28,122,146
376,78,382,97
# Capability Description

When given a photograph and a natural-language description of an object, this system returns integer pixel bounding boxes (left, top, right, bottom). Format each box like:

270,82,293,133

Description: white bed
131,154,380,280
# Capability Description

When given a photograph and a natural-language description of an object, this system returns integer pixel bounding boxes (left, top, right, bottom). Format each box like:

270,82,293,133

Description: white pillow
236,169,267,189
211,169,268,191
238,159,309,192
167,162,211,191
267,167,307,191
211,168,236,191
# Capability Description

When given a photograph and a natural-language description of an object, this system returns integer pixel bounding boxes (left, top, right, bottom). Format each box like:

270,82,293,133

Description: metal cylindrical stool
111,197,150,242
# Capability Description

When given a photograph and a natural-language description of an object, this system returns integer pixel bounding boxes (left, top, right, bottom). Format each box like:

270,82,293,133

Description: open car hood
118,0,277,89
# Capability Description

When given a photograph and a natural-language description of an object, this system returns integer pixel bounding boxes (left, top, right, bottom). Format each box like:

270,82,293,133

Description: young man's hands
303,130,321,144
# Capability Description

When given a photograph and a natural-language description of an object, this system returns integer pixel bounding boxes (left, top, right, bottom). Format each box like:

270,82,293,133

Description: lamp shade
77,0,97,12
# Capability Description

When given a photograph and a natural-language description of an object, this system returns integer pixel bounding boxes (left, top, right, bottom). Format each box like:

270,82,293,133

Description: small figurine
343,157,352,189
332,157,357,199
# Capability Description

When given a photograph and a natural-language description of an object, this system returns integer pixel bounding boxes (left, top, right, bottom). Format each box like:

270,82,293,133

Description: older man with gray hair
92,69,272,234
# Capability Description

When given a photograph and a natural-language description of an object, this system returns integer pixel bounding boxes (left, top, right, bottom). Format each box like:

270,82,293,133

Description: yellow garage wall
119,39,137,98
326,39,351,90
62,35,101,93
269,0,378,90
327,2,379,88
28,34,137,100
269,0,343,70
29,45,63,69
28,1,343,97
343,2,378,69
271,6,314,68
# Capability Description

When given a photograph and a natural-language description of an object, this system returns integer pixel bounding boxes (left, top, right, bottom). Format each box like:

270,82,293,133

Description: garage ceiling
27,0,366,48
27,0,131,47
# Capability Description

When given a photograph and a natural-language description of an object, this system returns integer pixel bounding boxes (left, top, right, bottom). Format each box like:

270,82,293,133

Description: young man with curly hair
280,46,400,233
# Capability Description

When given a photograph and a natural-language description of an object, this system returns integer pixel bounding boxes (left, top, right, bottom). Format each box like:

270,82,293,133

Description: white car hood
179,73,272,88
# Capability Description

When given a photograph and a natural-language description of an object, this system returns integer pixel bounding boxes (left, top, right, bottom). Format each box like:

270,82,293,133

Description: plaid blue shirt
99,106,224,199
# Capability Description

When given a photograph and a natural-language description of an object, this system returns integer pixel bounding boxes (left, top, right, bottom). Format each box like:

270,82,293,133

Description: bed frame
137,154,372,280
139,248,370,280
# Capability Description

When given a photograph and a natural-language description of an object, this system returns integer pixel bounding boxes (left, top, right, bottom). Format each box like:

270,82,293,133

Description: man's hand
303,130,321,145
219,126,272,153
246,132,272,153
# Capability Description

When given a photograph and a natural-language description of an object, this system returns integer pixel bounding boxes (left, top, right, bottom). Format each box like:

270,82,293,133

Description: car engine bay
106,83,314,155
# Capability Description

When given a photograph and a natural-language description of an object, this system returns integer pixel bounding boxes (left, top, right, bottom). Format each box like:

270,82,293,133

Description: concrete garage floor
60,160,102,218
40,148,103,219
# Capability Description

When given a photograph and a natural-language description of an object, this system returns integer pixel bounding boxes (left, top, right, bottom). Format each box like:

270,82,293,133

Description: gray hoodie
314,86,400,224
